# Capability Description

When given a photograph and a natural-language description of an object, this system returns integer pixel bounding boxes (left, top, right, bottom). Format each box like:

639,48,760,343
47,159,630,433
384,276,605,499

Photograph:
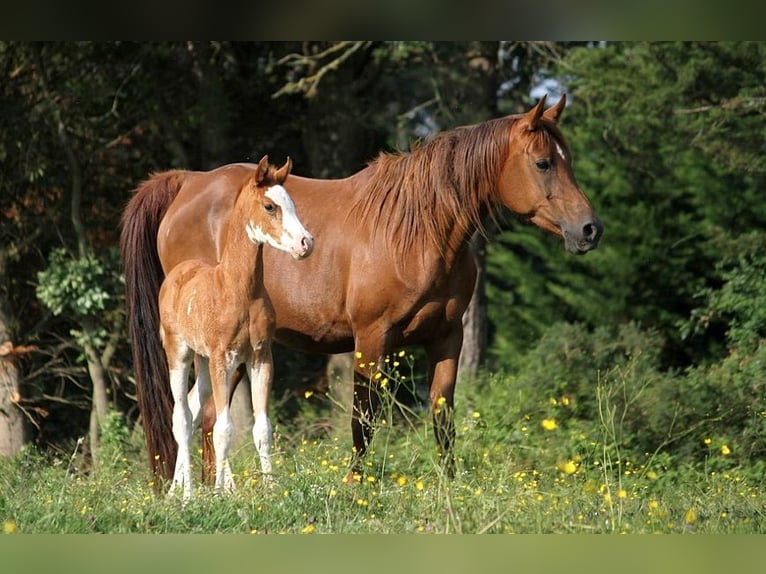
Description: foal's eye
535,159,551,172
264,203,276,214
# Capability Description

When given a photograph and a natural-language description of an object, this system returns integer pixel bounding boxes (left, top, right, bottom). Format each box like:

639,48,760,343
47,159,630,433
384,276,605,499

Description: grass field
2,358,765,535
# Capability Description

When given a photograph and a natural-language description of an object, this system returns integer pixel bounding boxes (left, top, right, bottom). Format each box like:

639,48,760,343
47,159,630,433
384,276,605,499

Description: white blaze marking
244,184,311,255
555,142,566,161
267,184,311,252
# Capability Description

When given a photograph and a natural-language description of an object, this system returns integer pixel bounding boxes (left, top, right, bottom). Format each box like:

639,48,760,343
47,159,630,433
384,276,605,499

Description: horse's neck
215,214,263,297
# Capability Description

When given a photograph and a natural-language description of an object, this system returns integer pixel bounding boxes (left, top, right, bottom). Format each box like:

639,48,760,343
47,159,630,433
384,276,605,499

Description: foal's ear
274,156,292,184
524,94,548,131
542,93,567,123
255,155,270,185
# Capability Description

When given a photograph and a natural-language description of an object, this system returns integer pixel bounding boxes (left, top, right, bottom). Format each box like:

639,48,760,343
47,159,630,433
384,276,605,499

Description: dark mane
351,114,564,256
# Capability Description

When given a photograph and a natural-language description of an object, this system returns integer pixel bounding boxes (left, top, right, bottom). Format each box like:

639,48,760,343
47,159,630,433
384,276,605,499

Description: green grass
2,363,765,534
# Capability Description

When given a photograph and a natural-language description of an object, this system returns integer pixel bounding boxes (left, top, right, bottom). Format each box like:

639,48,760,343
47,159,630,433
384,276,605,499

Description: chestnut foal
158,156,313,500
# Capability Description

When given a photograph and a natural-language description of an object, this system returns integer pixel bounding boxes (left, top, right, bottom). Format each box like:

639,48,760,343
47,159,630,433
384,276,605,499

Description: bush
462,320,765,480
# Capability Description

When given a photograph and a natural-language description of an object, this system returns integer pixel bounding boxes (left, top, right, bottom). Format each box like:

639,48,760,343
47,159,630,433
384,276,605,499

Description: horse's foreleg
426,330,463,478
167,350,194,501
249,347,274,477
210,355,236,493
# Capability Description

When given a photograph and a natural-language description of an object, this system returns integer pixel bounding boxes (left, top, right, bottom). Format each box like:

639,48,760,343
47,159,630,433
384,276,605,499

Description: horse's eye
264,203,276,214
535,159,551,171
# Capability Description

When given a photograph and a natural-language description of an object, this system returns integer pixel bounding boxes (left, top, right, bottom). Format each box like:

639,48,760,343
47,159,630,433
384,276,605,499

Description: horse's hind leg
425,331,463,478
167,347,194,501
189,355,212,429
249,347,274,477
345,333,387,483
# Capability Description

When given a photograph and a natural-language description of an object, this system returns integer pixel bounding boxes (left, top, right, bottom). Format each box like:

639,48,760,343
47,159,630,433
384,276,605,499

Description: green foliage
35,247,124,350
685,231,766,351
488,42,766,370
35,248,119,318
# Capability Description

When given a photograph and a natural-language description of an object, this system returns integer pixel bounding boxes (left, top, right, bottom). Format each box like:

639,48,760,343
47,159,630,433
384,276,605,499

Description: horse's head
498,95,602,254
245,155,314,259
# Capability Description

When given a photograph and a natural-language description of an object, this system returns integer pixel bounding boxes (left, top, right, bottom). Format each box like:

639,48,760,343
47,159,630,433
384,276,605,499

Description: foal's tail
120,170,187,486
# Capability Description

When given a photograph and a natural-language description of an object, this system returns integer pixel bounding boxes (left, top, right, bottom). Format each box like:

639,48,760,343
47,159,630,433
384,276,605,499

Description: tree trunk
0,288,28,457
81,318,110,467
458,232,488,382
457,41,499,381
34,44,113,468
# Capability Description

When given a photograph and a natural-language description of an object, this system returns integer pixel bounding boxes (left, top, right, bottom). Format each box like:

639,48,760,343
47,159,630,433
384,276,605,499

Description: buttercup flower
541,418,558,431
3,520,17,534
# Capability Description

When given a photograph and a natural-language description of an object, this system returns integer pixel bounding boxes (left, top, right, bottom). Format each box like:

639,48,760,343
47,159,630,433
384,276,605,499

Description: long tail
120,170,187,486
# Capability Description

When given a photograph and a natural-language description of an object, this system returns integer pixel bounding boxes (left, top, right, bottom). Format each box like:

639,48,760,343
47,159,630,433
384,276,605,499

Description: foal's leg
188,356,212,429
167,346,194,500
209,353,237,492
249,346,274,477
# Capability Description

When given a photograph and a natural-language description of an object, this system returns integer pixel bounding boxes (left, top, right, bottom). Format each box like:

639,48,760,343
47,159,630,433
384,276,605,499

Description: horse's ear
255,155,270,185
274,156,292,184
543,93,566,123
524,94,548,131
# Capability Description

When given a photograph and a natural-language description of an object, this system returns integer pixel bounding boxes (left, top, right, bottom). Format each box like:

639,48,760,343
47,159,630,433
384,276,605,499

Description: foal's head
243,155,314,259
498,95,603,254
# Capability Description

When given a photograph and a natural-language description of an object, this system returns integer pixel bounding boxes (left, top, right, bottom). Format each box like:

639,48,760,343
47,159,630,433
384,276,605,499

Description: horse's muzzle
564,216,603,254
293,234,314,259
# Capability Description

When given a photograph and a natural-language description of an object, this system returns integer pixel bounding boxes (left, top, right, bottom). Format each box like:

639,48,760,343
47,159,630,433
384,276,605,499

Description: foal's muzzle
293,234,314,259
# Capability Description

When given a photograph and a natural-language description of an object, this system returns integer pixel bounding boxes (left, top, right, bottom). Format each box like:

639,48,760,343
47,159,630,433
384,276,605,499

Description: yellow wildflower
684,507,698,524
397,476,407,487
721,445,731,456
617,489,627,499
416,480,425,491
3,520,18,534
301,524,316,534
541,418,558,431
559,460,577,475
703,437,712,446
304,390,314,399
648,500,659,511
355,351,363,359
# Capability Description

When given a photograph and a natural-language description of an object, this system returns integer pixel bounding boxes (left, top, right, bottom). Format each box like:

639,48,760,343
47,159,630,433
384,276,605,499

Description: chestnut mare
121,95,603,486
158,156,313,499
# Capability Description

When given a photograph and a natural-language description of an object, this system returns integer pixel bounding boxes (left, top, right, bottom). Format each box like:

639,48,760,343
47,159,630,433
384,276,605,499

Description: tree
487,42,766,371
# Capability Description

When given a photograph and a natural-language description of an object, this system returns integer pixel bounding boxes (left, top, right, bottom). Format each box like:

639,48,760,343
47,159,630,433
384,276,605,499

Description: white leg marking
213,405,235,492
250,353,274,476
169,361,193,501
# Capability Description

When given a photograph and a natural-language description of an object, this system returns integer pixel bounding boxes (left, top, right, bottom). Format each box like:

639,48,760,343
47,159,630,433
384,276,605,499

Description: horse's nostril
583,219,603,243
